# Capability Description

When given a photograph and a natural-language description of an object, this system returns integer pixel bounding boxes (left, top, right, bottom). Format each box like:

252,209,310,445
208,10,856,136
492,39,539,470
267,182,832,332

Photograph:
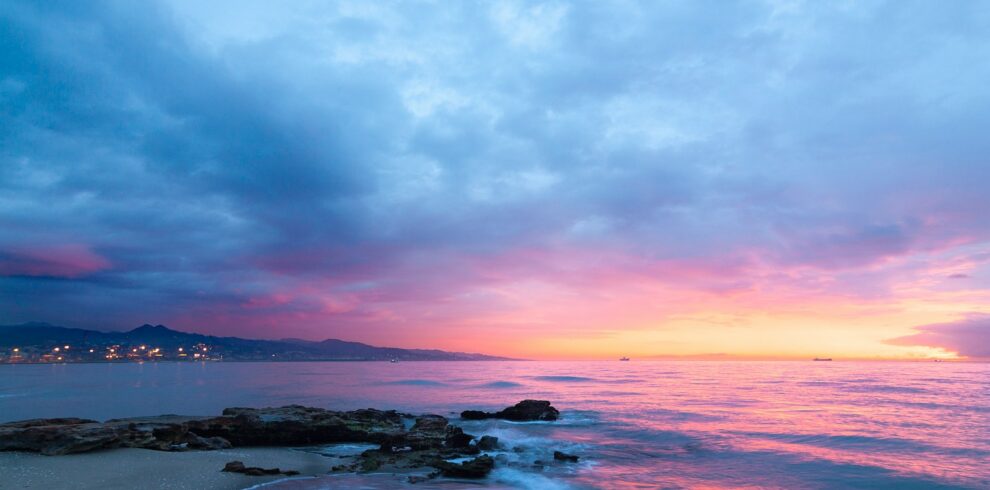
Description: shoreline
0,401,567,488
0,447,341,490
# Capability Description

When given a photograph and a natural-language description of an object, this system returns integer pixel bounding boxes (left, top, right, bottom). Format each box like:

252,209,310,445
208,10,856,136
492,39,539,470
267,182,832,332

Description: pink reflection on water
2,361,988,488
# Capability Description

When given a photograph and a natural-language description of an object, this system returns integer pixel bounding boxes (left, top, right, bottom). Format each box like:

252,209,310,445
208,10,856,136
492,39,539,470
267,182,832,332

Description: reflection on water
1,361,988,489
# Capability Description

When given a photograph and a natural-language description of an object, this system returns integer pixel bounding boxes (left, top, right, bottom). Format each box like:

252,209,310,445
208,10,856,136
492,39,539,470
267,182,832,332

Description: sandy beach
0,447,336,490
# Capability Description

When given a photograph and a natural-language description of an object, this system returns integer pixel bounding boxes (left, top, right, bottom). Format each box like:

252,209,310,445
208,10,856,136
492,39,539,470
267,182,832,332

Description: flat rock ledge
0,400,567,482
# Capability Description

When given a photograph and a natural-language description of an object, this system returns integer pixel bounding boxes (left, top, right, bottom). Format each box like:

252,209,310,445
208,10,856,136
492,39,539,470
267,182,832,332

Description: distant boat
389,358,399,363
619,357,630,361
813,358,832,361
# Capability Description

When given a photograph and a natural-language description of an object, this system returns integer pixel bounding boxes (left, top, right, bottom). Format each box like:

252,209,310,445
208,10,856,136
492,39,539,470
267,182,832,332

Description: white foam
492,467,576,490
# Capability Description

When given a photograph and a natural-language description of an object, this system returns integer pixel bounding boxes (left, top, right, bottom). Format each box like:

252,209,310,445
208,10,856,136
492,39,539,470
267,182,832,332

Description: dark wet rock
184,433,232,450
0,418,98,428
460,400,559,422
433,455,495,478
497,400,560,421
444,426,474,448
553,450,579,462
459,444,481,455
411,415,448,432
1,405,505,480
221,460,298,476
359,456,383,472
459,410,489,420
477,435,499,451
197,405,405,446
0,406,405,455
0,418,120,455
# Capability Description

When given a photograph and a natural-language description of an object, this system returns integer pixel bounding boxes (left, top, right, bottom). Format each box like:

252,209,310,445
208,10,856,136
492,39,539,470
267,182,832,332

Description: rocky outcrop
0,400,561,483
0,418,119,455
477,435,499,450
342,412,487,475
222,460,300,477
434,455,495,478
0,405,404,456
553,450,579,462
461,400,560,421
189,405,405,446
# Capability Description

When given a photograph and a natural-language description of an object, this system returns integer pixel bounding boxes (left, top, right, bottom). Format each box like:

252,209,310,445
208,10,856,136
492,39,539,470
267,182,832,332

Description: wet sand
0,447,335,490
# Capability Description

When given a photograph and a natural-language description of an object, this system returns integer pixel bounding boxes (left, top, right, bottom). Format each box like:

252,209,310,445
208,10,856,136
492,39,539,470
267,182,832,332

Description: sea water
1,361,987,489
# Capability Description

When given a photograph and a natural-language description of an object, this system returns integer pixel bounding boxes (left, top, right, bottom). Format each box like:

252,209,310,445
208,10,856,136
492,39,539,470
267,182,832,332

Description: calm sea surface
1,361,988,489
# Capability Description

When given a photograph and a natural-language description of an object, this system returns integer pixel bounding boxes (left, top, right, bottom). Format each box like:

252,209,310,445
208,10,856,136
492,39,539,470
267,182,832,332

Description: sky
1,0,989,360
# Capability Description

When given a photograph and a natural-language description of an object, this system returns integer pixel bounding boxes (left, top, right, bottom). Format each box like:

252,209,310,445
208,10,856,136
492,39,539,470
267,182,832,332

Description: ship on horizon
813,357,833,361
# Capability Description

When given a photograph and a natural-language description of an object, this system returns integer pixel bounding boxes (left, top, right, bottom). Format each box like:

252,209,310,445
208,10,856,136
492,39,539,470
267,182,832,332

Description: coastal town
2,342,221,364
0,323,509,363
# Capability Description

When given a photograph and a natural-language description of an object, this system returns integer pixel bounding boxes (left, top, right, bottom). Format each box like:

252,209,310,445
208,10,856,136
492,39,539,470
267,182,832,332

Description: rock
196,405,405,446
459,445,481,455
221,460,295,476
433,455,495,478
184,433,232,450
477,435,499,450
0,406,406,456
553,450,579,463
0,405,504,480
0,418,120,455
381,414,455,453
460,400,559,422
411,415,448,432
444,426,474,449
359,456,383,472
459,410,489,420
497,400,560,421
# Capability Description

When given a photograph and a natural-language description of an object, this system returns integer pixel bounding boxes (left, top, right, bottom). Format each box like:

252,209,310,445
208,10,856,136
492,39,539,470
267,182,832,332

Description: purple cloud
887,315,990,358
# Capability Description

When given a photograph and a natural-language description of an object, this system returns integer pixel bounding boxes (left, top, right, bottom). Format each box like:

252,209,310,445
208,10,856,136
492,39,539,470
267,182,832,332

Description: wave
492,467,576,490
840,384,929,394
533,375,594,382
481,381,524,388
378,379,446,386
735,430,990,458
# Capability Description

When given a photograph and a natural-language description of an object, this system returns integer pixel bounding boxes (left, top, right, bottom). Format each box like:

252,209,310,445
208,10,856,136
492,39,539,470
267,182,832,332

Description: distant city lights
5,343,216,363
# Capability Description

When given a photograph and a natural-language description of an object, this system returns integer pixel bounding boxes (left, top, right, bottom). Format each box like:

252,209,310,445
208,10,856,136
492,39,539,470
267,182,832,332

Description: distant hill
0,322,513,362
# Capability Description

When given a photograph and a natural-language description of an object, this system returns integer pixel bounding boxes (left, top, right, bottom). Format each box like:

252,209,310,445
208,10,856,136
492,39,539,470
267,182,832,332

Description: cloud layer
887,314,990,359
1,1,989,357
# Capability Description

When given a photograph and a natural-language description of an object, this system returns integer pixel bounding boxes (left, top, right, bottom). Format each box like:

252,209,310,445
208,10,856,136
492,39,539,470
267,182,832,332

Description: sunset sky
1,1,988,360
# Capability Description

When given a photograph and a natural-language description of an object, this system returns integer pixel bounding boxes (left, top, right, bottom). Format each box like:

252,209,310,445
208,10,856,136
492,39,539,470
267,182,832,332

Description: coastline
0,447,335,490
0,401,565,489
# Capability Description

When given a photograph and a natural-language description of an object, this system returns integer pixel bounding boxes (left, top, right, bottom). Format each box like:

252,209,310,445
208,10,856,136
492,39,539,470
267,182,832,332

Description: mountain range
0,322,512,362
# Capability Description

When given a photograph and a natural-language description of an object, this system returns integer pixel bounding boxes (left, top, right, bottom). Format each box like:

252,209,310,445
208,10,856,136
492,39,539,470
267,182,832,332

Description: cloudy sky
2,0,988,359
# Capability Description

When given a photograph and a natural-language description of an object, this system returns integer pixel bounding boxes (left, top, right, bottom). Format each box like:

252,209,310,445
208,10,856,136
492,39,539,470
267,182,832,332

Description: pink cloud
0,244,111,278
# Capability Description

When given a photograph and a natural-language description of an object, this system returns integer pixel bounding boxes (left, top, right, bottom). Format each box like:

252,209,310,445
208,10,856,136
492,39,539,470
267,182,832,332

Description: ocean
1,361,987,489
